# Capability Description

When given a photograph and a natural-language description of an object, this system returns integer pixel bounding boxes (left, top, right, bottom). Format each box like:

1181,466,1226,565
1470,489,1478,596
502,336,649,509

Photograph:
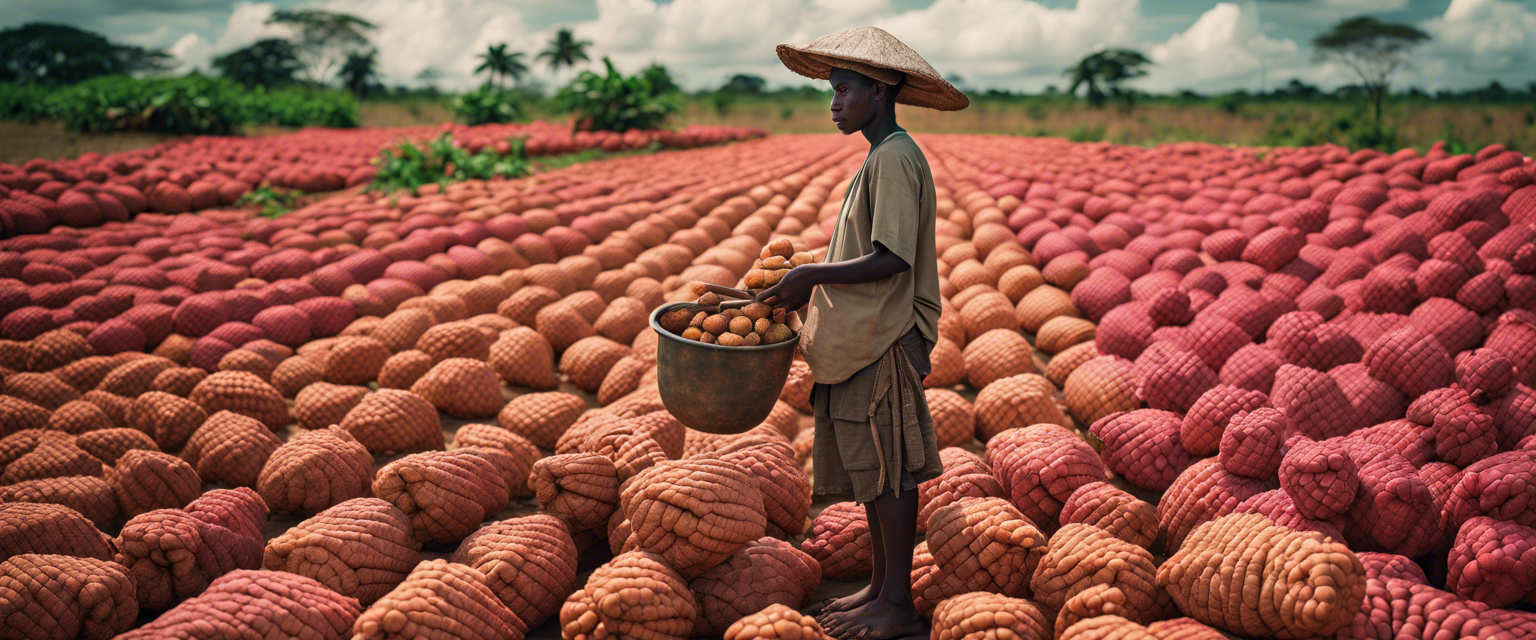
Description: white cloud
1410,0,1536,88
1147,2,1305,92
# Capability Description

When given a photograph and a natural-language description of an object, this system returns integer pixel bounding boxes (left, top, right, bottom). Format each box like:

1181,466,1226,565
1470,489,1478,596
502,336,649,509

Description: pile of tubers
657,239,807,347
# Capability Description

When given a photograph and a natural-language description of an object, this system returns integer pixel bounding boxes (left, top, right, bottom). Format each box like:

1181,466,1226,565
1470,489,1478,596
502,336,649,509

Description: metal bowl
649,302,799,434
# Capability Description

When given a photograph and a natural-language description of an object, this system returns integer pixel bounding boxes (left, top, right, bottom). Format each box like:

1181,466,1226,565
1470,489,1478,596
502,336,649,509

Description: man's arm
756,242,909,310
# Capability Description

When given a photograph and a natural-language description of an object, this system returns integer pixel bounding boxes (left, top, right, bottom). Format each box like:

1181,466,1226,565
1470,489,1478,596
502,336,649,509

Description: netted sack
1156,513,1365,639
1091,409,1192,492
150,366,205,397
451,514,578,629
498,392,585,450
416,322,494,363
621,458,767,578
1363,326,1454,399
322,336,391,385
115,569,359,640
124,390,207,451
1218,408,1286,479
410,358,504,418
717,444,811,537
373,448,511,544
45,399,115,435
1269,364,1362,440
1060,482,1158,548
180,410,282,487
187,370,290,430
529,452,619,532
1233,490,1346,541
0,475,120,529
106,449,201,517
97,357,178,397
74,428,157,466
1156,458,1269,553
3,371,79,410
258,426,374,516
987,424,1107,526
1033,523,1158,622
114,488,268,609
1344,443,1444,558
1356,551,1428,584
0,554,137,640
451,424,538,498
293,382,369,431
1063,353,1141,431
377,350,433,390
963,329,1037,390
1441,450,1536,531
559,336,631,394
918,448,1006,533
1180,385,1269,457
926,337,966,389
559,551,697,640
0,502,114,560
263,497,420,606
931,592,1051,640
1405,387,1498,468
1456,347,1517,403
724,604,829,640
26,330,94,373
0,439,102,484
352,559,524,640
0,396,50,438
799,501,872,579
1278,437,1358,521
597,355,651,405
928,496,1047,599
489,327,558,390
339,389,444,455
1136,348,1218,413
974,374,1067,441
1054,585,1152,638
1445,516,1536,608
928,388,976,448
271,355,323,397
687,536,821,636
1047,341,1101,389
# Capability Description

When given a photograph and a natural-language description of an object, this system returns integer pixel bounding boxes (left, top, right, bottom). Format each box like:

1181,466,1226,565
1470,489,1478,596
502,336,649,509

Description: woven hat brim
777,44,969,112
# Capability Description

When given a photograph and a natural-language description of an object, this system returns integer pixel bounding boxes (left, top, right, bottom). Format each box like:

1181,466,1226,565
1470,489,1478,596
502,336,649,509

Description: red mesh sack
114,488,267,609
1343,443,1445,558
0,502,115,560
263,497,420,606
1135,347,1218,413
917,448,1005,534
373,448,511,544
1441,451,1536,532
0,553,137,640
352,559,525,640
929,496,1047,600
529,452,620,532
106,449,201,517
114,570,360,640
1091,409,1192,492
451,514,577,628
1270,364,1362,440
559,336,631,393
717,444,811,537
1219,407,1287,479
1156,458,1269,553
985,424,1105,526
1279,437,1359,521
799,501,871,580
559,551,696,640
1060,481,1158,548
1233,489,1346,541
180,410,283,487
258,426,374,516
1363,326,1454,399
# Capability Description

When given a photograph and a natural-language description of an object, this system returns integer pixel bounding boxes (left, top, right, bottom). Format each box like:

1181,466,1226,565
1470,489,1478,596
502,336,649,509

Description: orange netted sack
339,389,445,455
622,458,767,578
124,389,208,450
114,488,267,609
1060,481,1158,549
559,551,697,640
489,327,559,390
986,424,1106,526
687,536,821,636
106,449,201,517
257,426,375,516
451,513,578,629
930,592,1051,640
372,448,511,544
352,559,524,640
800,501,872,580
724,604,830,640
529,452,620,532
410,358,505,418
293,381,369,431
112,569,360,640
1032,523,1159,622
263,497,420,606
974,374,1067,441
498,392,586,450
180,410,283,487
0,501,115,560
0,553,137,640
187,370,290,430
927,496,1047,601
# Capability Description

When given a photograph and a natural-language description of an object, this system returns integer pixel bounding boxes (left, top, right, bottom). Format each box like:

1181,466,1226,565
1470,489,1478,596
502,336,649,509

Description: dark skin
758,67,926,640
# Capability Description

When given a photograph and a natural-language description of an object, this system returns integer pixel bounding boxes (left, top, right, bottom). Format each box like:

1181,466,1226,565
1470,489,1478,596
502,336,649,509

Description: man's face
828,68,882,135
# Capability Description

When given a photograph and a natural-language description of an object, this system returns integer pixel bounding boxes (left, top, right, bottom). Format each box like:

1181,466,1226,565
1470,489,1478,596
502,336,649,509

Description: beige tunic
799,131,941,385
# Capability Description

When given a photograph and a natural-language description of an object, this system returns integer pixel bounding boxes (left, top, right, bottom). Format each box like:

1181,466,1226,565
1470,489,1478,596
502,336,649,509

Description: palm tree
538,28,591,86
503,51,529,88
337,48,378,97
1065,49,1151,108
476,43,509,88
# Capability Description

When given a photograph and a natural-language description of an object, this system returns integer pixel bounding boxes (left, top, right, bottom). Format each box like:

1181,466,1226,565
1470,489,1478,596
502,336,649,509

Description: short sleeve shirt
799,131,941,385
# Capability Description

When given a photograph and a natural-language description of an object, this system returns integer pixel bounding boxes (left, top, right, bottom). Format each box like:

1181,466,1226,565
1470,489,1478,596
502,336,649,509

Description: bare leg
818,501,885,620
824,487,925,639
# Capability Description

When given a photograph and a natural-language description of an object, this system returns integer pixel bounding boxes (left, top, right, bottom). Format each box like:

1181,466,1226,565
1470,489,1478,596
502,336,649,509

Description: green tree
476,43,529,88
1313,16,1430,138
266,9,376,85
538,28,591,84
212,39,302,88
719,74,766,95
640,63,680,95
337,49,379,97
0,23,170,85
1064,48,1151,108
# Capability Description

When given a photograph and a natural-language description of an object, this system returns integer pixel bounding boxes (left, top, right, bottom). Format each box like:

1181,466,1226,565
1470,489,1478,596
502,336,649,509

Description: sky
3,0,1535,94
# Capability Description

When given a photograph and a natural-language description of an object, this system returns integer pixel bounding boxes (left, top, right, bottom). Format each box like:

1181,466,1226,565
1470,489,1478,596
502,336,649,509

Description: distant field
4,95,1532,164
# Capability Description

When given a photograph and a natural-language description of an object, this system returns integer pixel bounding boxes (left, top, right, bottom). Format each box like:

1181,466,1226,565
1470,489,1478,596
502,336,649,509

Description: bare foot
819,585,877,615
824,596,926,640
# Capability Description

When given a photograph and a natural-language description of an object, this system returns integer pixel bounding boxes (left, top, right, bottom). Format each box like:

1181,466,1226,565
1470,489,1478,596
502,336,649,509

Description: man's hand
757,265,819,310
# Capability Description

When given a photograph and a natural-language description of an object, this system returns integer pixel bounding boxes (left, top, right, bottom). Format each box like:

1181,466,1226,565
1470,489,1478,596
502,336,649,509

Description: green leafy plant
451,86,528,125
556,57,679,132
237,185,306,218
32,75,357,134
368,132,530,194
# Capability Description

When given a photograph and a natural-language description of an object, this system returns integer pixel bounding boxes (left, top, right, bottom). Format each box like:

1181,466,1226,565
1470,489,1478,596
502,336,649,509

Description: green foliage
451,86,528,124
641,63,680,95
539,28,592,76
368,133,530,194
1262,105,1395,149
213,39,302,88
556,57,679,132
338,49,380,97
1065,49,1151,108
266,10,376,85
0,23,170,86
22,75,357,134
1313,16,1431,136
1067,124,1106,142
476,44,530,88
236,185,306,218
718,74,767,95
0,83,51,122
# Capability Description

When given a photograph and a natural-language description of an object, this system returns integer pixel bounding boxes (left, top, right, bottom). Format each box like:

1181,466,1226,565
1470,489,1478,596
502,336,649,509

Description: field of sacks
0,130,1534,640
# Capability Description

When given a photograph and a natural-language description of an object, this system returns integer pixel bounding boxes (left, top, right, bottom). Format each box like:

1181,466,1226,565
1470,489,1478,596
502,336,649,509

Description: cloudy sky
3,0,1534,94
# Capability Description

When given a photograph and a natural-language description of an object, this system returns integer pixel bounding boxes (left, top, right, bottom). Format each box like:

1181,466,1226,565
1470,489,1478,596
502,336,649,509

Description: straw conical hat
777,27,968,112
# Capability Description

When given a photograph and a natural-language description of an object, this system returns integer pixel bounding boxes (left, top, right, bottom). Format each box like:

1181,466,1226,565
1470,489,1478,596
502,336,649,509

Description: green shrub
24,75,357,134
556,57,679,132
1067,124,1106,142
0,83,51,122
451,86,527,125
368,132,530,195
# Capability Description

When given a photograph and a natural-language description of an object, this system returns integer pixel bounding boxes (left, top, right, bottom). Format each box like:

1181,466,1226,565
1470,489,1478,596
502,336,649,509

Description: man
761,27,967,640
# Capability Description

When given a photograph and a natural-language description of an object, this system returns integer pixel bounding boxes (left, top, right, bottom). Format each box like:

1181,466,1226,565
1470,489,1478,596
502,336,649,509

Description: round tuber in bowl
649,302,799,434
